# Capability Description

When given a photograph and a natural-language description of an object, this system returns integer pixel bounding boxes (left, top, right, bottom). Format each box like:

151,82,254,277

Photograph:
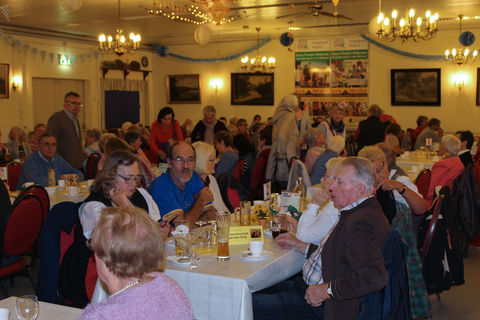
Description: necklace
111,274,150,297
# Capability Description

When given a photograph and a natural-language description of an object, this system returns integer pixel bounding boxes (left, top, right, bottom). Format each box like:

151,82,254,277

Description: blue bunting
153,37,272,63
361,34,445,61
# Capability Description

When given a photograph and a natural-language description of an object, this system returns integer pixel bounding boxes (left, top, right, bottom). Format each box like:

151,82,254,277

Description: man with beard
149,142,215,229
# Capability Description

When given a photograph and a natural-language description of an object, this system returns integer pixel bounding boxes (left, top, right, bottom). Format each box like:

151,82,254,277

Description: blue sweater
310,151,339,185
215,150,239,179
18,151,84,188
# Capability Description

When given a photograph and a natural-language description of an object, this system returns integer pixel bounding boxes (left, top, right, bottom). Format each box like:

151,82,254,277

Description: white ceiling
1,0,480,46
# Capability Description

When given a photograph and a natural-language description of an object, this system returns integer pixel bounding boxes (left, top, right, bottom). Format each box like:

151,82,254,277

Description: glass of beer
216,211,231,261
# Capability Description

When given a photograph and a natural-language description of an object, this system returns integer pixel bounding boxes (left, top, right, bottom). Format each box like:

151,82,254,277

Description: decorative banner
40,50,47,61
295,37,369,118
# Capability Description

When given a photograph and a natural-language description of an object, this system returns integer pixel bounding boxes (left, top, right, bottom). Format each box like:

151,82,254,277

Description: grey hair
358,146,386,164
325,157,344,173
368,104,381,118
326,135,345,154
203,105,216,116
304,127,322,148
279,95,298,111
441,134,461,155
328,103,345,115
339,157,375,191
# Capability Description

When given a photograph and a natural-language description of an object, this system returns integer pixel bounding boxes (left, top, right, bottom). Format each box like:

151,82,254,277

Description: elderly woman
7,126,30,159
78,207,194,320
303,127,325,174
358,146,431,319
384,123,404,155
266,95,300,191
279,157,343,245
318,103,345,145
79,150,162,240
310,135,345,185
192,141,229,213
149,107,184,162
427,134,464,204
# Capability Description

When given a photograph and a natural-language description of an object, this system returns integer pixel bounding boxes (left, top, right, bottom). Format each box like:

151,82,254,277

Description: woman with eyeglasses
192,141,229,213
79,150,164,240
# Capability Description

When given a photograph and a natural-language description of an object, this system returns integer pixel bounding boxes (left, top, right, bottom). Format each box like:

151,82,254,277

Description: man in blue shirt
149,141,215,229
18,133,84,188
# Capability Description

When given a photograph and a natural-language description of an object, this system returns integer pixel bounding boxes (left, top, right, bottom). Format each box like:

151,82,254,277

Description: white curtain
100,78,149,128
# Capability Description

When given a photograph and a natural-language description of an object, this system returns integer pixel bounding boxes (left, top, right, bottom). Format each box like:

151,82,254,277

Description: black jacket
191,120,228,143
357,116,385,151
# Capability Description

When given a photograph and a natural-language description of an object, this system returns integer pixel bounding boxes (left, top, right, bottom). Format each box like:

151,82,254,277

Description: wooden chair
0,194,43,296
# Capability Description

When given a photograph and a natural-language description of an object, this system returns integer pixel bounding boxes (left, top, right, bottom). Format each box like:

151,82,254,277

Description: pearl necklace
111,274,150,297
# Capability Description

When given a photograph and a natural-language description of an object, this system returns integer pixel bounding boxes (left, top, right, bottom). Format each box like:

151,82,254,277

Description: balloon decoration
280,32,294,47
156,45,170,57
194,26,212,46
459,31,475,46
60,0,83,11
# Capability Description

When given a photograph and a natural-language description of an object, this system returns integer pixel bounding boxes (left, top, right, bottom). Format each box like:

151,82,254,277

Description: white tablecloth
48,187,89,208
0,296,82,320
92,238,305,320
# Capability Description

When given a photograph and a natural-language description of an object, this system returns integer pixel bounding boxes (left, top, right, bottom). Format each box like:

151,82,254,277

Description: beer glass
239,201,251,226
216,211,231,261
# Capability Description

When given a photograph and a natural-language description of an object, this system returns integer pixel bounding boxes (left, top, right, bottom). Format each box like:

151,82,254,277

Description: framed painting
476,68,480,106
231,73,274,106
0,64,9,98
166,74,201,104
391,69,441,106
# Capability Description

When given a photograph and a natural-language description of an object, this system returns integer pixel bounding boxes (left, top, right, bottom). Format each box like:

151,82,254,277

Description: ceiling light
240,27,275,73
445,15,478,65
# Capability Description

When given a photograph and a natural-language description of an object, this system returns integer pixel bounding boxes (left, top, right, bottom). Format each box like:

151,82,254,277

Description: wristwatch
326,282,333,298
399,184,407,195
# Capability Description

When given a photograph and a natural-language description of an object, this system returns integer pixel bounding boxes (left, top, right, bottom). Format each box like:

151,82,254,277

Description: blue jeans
253,276,324,320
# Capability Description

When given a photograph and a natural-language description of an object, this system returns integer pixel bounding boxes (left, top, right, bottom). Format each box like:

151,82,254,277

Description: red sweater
149,120,184,154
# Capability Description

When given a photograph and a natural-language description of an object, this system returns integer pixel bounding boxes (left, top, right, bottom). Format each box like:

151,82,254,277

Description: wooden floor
4,249,480,319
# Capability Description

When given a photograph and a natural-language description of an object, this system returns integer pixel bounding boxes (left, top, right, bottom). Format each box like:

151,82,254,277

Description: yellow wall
1,27,480,134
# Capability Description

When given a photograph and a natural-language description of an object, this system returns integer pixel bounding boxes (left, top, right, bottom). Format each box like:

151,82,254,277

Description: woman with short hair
78,206,194,320
310,135,345,185
149,106,184,162
303,127,325,174
192,141,229,213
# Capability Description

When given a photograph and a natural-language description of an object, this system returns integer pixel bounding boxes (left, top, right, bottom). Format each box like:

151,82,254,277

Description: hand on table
312,188,330,207
275,232,307,253
305,283,329,307
109,188,131,207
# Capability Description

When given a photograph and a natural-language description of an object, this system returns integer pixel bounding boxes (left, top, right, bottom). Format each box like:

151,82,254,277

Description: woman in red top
149,107,184,162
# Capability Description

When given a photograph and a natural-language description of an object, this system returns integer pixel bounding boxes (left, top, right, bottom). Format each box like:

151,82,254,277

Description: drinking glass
239,201,251,226
174,233,193,263
216,211,231,261
16,295,39,320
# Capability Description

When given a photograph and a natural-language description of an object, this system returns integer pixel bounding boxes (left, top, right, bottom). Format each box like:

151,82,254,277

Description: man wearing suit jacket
253,157,390,320
456,130,474,168
47,92,84,169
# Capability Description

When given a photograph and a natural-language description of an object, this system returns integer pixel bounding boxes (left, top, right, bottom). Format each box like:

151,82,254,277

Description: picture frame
166,74,201,104
0,64,9,99
391,68,441,106
476,68,480,106
231,73,274,106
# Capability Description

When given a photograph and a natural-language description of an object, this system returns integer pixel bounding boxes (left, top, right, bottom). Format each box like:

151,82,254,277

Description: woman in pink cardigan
78,206,194,320
149,107,184,162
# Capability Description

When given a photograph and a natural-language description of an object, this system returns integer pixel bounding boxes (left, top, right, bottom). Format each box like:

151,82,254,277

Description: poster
295,38,369,122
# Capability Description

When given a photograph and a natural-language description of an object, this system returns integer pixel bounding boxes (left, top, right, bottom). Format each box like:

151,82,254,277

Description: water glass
16,295,39,320
239,201,251,226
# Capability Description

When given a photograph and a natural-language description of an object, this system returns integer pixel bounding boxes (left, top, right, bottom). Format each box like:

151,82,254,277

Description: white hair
327,135,345,154
441,134,461,155
340,157,375,191
304,128,322,148
203,105,216,116
279,95,298,112
325,157,344,173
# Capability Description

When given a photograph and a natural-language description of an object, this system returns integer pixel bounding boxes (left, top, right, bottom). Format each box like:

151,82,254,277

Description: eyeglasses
66,100,84,107
323,175,335,180
173,156,195,165
117,174,142,183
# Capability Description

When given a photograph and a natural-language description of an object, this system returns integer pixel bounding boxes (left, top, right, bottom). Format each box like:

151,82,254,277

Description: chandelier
240,28,275,73
445,15,478,65
376,8,439,42
98,0,141,56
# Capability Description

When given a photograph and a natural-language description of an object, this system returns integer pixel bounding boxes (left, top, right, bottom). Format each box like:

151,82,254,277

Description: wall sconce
12,75,22,91
209,78,223,93
452,72,467,89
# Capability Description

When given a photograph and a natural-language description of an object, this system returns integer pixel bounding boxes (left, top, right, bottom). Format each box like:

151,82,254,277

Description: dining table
91,235,305,320
0,296,82,320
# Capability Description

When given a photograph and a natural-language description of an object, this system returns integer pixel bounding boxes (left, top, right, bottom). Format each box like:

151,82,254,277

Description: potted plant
256,207,269,228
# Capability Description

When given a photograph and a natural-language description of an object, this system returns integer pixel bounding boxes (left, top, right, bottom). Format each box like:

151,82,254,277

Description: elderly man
190,105,228,144
18,133,84,188
47,91,84,169
253,157,390,320
149,141,215,229
414,118,442,150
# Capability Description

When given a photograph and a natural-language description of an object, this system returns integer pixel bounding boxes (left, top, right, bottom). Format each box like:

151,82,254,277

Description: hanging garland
153,37,272,63
361,34,445,61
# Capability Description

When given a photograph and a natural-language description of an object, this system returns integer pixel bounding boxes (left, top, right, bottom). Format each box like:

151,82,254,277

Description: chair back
286,160,311,192
143,148,159,165
3,194,43,257
7,162,22,192
86,153,102,180
249,152,270,199
15,184,50,222
415,168,431,199
419,195,444,261
216,173,248,212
